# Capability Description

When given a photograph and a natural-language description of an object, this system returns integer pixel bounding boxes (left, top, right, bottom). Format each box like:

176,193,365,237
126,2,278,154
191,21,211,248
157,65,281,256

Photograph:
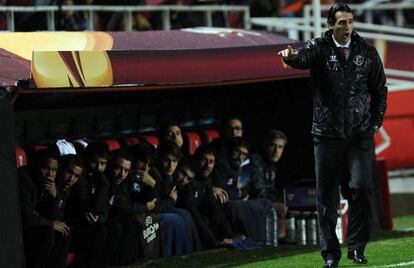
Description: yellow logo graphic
32,51,113,88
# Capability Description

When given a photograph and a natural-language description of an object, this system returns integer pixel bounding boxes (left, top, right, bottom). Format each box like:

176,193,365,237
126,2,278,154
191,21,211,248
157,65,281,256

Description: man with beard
101,150,141,266
72,143,110,268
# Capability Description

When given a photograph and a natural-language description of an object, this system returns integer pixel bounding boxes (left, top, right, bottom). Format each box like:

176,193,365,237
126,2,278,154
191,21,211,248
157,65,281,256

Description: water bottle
285,212,296,244
306,214,318,245
296,215,307,245
266,207,278,247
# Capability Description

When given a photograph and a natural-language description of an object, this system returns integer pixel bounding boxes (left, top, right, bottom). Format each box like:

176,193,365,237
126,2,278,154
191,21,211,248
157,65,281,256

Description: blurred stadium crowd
1,0,413,32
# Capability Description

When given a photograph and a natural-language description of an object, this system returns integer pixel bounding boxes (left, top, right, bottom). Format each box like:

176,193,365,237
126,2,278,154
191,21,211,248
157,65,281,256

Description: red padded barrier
201,129,220,144
141,135,159,148
103,139,121,152
123,137,140,146
185,132,202,155
376,158,393,230
15,147,27,168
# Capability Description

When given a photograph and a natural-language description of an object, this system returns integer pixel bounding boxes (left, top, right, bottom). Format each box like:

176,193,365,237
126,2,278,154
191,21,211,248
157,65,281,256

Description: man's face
165,125,184,148
330,11,354,45
135,158,151,173
175,167,195,186
266,138,286,163
199,153,215,177
227,119,243,138
230,146,248,170
39,158,58,182
89,156,107,173
62,164,82,190
160,154,179,176
111,157,131,185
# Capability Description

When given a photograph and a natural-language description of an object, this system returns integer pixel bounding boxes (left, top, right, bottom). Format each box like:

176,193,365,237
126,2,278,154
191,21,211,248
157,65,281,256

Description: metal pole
7,11,15,32
304,5,311,41
365,10,373,24
88,10,94,31
205,10,213,27
126,10,133,31
162,10,170,30
312,0,321,38
396,9,404,27
244,8,251,29
47,11,55,31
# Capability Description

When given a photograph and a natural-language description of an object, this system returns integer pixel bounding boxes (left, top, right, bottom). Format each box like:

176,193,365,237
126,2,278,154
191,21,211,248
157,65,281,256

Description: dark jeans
101,218,139,267
72,223,108,268
23,225,71,268
314,133,374,261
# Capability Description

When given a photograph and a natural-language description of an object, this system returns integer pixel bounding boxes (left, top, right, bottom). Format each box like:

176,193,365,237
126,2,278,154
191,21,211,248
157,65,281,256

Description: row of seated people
16,117,289,267
16,127,219,167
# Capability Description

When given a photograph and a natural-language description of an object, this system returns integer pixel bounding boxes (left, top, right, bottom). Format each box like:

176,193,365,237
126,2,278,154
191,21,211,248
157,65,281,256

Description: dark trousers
23,225,71,268
101,218,139,267
314,133,374,261
72,223,107,268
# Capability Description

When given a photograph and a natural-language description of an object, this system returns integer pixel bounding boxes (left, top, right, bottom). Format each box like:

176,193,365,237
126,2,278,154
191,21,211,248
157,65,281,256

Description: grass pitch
127,216,414,268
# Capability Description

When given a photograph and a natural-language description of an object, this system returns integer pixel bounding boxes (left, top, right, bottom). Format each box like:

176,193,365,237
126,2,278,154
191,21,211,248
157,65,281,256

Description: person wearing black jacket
72,143,110,268
213,137,274,242
175,146,234,249
278,3,387,268
250,130,288,240
101,150,141,266
18,149,71,268
154,141,201,256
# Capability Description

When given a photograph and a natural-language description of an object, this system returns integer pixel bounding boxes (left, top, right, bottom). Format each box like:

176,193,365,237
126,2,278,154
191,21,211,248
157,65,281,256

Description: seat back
141,135,159,148
184,132,202,155
200,129,220,144
103,139,121,152
16,147,27,168
123,136,140,147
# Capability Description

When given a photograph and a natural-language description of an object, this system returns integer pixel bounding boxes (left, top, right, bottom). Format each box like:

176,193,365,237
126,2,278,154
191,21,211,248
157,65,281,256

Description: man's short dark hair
131,142,157,162
264,129,288,146
194,144,216,160
60,154,84,172
111,149,133,163
157,141,182,160
227,137,250,153
32,148,59,168
84,141,110,162
158,121,181,143
176,156,197,174
327,3,353,25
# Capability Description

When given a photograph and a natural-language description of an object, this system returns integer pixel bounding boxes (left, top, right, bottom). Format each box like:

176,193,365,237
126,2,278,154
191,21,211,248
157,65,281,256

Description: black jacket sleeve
177,184,219,247
283,39,320,70
18,170,53,227
368,48,388,128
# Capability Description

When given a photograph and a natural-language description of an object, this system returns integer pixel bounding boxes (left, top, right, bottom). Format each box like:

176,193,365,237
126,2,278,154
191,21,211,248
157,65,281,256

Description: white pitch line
370,261,414,267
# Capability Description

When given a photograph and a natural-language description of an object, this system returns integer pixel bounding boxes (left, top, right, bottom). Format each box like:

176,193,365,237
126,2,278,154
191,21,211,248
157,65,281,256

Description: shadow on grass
120,229,414,268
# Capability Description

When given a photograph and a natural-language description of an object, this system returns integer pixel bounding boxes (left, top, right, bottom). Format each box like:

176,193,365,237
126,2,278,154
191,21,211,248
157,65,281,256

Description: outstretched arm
277,45,298,61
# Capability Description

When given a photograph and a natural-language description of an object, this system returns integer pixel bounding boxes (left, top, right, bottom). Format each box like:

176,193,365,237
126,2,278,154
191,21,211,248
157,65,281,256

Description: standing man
278,3,387,268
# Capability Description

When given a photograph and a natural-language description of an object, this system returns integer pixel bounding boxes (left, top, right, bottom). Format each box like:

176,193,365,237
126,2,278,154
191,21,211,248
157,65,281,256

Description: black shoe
347,250,368,264
324,255,338,268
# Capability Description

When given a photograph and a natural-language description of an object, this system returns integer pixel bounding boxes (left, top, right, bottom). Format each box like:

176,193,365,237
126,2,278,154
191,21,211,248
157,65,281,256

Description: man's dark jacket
284,30,387,138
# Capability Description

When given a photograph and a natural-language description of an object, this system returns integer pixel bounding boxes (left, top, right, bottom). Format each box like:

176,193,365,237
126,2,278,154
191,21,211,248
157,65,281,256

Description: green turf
122,216,414,268
393,215,414,230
